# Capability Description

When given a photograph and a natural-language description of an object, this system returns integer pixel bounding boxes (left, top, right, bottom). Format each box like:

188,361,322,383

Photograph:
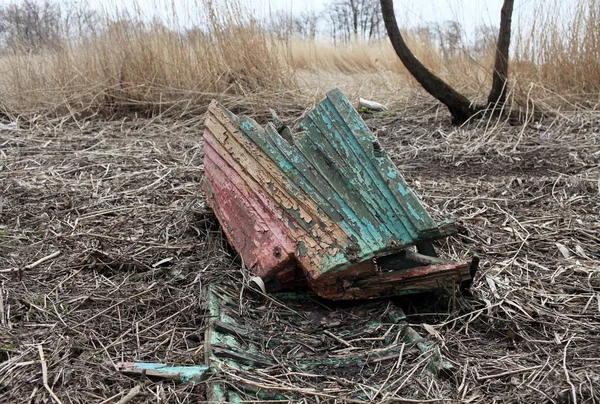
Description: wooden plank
323,89,440,237
203,136,296,277
313,261,470,300
262,125,361,234
303,103,409,239
258,122,372,251
235,115,350,250
206,105,350,273
294,133,387,248
318,98,424,237
206,112,316,237
205,105,355,287
203,92,477,300
298,116,393,244
117,362,209,383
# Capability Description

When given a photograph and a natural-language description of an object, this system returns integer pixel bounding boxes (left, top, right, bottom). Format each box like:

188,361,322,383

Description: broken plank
117,362,209,383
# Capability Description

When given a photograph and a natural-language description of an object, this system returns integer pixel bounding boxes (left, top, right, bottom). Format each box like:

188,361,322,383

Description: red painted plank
202,97,476,299
203,133,296,279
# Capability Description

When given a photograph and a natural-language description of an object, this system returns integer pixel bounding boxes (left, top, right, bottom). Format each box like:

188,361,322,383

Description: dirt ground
1,101,599,403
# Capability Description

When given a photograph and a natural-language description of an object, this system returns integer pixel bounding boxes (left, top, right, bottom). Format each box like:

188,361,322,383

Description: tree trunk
351,0,359,39
380,0,479,124
488,0,515,107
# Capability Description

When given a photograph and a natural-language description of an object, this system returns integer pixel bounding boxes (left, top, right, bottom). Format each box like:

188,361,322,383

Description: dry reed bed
0,2,300,119
0,103,598,402
0,0,599,119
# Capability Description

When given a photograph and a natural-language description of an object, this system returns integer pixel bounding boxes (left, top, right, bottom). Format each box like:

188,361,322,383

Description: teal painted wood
236,119,323,237
307,89,440,239
209,111,346,266
203,90,469,300
236,88,442,261
295,129,388,246
304,105,407,240
123,363,209,383
261,123,378,252
261,124,377,252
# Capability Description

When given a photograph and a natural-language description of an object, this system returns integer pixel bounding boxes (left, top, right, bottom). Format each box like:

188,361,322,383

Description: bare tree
380,0,476,123
292,11,319,40
488,0,515,107
267,11,292,41
328,0,384,43
267,10,319,41
0,0,100,52
434,20,463,60
0,0,62,51
380,0,516,124
472,24,499,56
62,3,101,42
407,25,435,48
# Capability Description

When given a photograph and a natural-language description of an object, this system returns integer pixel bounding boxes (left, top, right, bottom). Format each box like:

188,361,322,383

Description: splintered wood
203,89,476,300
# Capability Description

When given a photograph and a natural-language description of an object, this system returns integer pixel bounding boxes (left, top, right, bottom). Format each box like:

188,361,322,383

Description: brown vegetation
0,1,598,403
0,0,598,119
1,102,598,403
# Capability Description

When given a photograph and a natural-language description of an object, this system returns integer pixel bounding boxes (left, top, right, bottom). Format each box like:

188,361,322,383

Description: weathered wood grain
202,89,476,299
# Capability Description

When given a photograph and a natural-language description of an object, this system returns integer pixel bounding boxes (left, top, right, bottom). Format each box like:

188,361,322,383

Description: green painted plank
300,113,401,243
325,89,440,237
238,117,344,227
210,110,341,260
317,99,419,239
308,102,412,240
261,123,385,254
235,116,351,268
120,362,209,384
260,124,371,251
302,113,401,242
295,125,387,248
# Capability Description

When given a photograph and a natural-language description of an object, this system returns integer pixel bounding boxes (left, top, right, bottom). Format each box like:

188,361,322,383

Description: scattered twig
1,105,597,403
563,339,578,404
477,365,543,381
25,251,61,270
323,330,352,347
115,385,142,404
37,345,63,404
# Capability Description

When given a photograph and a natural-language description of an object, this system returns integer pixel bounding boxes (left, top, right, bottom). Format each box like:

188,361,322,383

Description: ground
0,100,599,403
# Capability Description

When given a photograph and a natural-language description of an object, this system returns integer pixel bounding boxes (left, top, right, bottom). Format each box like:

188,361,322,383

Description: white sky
0,0,568,37
90,0,512,27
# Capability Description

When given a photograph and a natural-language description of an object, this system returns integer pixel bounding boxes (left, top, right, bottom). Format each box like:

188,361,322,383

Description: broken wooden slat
387,307,453,375
205,284,275,402
117,362,209,383
202,89,476,300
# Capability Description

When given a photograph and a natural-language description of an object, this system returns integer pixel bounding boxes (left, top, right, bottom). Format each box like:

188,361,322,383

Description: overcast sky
79,0,542,34
89,0,513,28
0,0,569,37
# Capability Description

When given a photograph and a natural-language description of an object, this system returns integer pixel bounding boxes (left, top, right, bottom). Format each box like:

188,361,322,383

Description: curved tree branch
488,0,515,107
380,0,480,124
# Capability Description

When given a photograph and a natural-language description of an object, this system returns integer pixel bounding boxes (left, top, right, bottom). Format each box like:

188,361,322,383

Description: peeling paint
203,90,476,300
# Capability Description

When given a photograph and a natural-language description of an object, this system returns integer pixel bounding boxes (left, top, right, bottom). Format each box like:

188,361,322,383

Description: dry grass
515,0,600,104
0,0,599,119
288,0,600,110
286,38,496,98
0,104,598,402
0,1,599,403
0,0,300,119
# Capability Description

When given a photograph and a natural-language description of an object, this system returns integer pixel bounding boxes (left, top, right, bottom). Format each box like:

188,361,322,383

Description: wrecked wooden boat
202,89,477,300
203,284,453,402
